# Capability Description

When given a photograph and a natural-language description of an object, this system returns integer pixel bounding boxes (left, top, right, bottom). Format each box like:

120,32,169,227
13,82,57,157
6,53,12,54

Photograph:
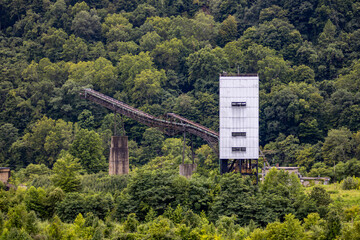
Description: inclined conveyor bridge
80,88,219,155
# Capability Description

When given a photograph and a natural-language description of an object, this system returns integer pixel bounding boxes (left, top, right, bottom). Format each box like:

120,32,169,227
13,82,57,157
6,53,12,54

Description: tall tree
70,129,106,173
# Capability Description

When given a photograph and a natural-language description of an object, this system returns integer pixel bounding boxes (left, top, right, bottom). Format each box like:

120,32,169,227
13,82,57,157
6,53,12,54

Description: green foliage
187,46,228,93
326,210,342,240
0,123,18,165
308,186,332,217
2,0,360,238
16,163,51,184
11,116,75,168
131,69,166,105
51,153,82,192
211,174,258,225
70,129,106,173
71,10,101,41
24,186,46,218
81,172,128,194
140,128,165,162
341,176,360,190
322,127,353,166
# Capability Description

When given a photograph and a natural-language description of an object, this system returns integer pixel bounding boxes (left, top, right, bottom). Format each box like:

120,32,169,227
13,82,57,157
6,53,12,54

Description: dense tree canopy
1,0,360,238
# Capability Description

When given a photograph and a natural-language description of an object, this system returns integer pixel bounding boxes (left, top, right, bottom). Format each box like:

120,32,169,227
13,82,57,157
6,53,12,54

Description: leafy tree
139,31,161,52
240,18,303,59
107,41,139,62
196,145,218,170
70,129,106,173
11,116,75,167
71,10,101,41
308,162,333,178
124,213,139,232
295,143,321,170
62,34,88,62
191,11,218,43
218,15,238,46
264,134,300,166
303,213,327,240
242,43,278,73
322,127,353,166
2,228,32,240
92,57,118,94
259,5,288,23
115,169,191,220
5,204,28,229
336,59,360,93
326,210,342,240
24,186,47,218
308,186,332,218
141,128,165,162
78,109,94,130
249,214,305,240
47,215,64,239
151,38,187,71
262,82,324,143
318,20,337,47
117,52,155,92
71,2,90,16
211,174,258,225
88,41,106,60
46,0,70,30
130,4,158,28
130,69,165,105
0,123,18,165
56,193,85,222
186,46,228,93
41,28,68,61
260,168,304,224
51,153,82,192
216,215,240,239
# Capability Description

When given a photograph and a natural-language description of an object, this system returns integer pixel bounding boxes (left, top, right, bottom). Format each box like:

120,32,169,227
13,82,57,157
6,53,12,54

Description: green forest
1,0,360,239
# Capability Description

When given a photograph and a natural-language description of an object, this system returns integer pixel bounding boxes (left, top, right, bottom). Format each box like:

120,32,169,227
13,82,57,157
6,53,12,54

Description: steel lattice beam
80,88,219,155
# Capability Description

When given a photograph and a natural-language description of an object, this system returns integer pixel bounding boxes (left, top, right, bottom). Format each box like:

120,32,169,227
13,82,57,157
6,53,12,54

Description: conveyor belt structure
80,88,219,155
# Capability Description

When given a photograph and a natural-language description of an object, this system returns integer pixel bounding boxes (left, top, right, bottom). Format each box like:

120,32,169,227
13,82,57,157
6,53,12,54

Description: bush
81,172,128,194
341,177,360,190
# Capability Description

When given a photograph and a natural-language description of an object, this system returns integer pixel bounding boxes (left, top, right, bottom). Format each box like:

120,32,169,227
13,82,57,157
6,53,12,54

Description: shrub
341,177,360,190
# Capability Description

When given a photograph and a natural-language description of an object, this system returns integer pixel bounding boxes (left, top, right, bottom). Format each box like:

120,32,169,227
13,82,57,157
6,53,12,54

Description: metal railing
80,88,219,154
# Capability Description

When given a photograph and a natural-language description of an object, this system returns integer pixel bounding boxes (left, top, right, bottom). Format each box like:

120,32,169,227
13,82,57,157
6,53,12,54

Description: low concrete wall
179,164,197,178
301,177,330,187
109,136,129,175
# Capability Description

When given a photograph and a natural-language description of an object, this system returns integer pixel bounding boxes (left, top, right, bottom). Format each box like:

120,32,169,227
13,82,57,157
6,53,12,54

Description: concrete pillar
179,164,197,178
0,168,10,183
109,136,129,175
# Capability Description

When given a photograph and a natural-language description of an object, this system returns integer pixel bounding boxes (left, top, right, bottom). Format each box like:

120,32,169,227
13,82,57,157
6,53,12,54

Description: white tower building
219,74,259,178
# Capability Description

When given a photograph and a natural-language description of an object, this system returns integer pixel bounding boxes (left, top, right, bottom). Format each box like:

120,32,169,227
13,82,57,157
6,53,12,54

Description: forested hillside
1,0,360,239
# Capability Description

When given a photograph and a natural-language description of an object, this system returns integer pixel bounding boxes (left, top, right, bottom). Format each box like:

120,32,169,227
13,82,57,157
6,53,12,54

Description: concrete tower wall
219,76,259,159
109,136,129,175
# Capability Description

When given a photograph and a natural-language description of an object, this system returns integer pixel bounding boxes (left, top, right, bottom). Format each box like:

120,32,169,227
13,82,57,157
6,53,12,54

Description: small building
300,177,330,187
262,166,302,179
0,167,10,183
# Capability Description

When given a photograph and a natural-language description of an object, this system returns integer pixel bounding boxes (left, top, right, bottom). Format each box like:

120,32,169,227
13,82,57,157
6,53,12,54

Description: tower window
232,147,246,152
232,132,246,137
232,102,246,106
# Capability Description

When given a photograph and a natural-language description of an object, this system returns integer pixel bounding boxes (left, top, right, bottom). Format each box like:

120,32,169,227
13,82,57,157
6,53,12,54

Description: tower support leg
220,159,228,174
109,136,129,175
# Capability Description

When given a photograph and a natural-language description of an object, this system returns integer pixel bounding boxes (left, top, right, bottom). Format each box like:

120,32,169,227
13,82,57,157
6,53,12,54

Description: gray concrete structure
109,136,129,175
179,164,197,178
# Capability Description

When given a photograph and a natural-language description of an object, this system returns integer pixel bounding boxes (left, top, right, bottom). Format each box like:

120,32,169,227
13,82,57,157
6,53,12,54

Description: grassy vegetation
307,183,360,207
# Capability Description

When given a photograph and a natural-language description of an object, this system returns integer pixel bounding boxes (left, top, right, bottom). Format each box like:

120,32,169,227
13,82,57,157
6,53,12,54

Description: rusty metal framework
80,88,219,154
